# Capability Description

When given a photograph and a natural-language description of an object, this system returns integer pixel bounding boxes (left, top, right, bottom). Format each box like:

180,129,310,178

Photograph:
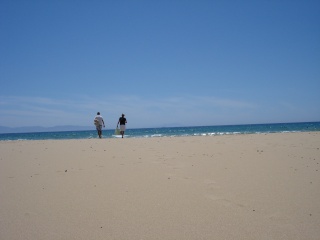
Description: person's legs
99,130,102,138
97,126,102,138
120,125,125,138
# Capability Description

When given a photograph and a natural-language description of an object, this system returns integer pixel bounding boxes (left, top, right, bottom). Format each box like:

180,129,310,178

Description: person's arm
102,119,105,127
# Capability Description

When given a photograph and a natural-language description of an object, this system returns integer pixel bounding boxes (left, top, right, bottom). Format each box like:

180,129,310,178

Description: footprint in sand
204,180,220,189
204,180,245,208
204,180,221,197
206,195,246,209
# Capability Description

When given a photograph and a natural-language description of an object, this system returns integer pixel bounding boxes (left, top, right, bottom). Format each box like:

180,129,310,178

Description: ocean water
0,122,319,141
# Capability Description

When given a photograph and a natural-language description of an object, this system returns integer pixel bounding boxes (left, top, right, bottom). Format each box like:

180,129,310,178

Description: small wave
151,134,162,137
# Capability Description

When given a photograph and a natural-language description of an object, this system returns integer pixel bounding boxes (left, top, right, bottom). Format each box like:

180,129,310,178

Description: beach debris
65,170,67,172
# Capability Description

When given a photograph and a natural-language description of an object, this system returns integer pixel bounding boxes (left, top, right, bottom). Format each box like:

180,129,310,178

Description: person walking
117,113,127,138
94,112,105,138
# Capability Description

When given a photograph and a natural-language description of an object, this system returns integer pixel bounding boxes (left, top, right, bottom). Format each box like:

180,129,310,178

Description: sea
0,122,319,141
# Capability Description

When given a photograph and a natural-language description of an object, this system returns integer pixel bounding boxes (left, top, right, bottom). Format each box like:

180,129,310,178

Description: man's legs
97,126,102,138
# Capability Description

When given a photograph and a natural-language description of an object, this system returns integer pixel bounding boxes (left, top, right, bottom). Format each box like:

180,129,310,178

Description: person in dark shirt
117,114,127,138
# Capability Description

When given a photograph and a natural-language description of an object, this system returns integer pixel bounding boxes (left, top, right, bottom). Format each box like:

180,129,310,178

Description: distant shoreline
1,121,319,134
0,122,320,141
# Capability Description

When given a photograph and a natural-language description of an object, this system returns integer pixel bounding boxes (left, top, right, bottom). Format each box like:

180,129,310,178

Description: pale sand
0,132,319,240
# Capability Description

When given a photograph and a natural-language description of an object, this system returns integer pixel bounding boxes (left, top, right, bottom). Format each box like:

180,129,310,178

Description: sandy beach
0,132,319,240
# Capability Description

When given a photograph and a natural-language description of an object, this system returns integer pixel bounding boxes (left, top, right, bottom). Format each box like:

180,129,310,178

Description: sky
1,0,319,129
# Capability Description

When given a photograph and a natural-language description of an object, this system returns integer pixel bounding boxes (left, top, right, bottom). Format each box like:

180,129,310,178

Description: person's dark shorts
96,125,102,131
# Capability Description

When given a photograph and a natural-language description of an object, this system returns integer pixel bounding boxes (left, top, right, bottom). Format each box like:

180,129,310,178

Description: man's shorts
120,125,126,131
96,125,102,131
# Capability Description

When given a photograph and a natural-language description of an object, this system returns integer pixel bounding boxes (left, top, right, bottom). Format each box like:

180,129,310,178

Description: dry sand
0,132,319,240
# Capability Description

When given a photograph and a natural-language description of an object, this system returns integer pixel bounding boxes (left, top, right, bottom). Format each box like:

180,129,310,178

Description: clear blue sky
1,0,319,129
